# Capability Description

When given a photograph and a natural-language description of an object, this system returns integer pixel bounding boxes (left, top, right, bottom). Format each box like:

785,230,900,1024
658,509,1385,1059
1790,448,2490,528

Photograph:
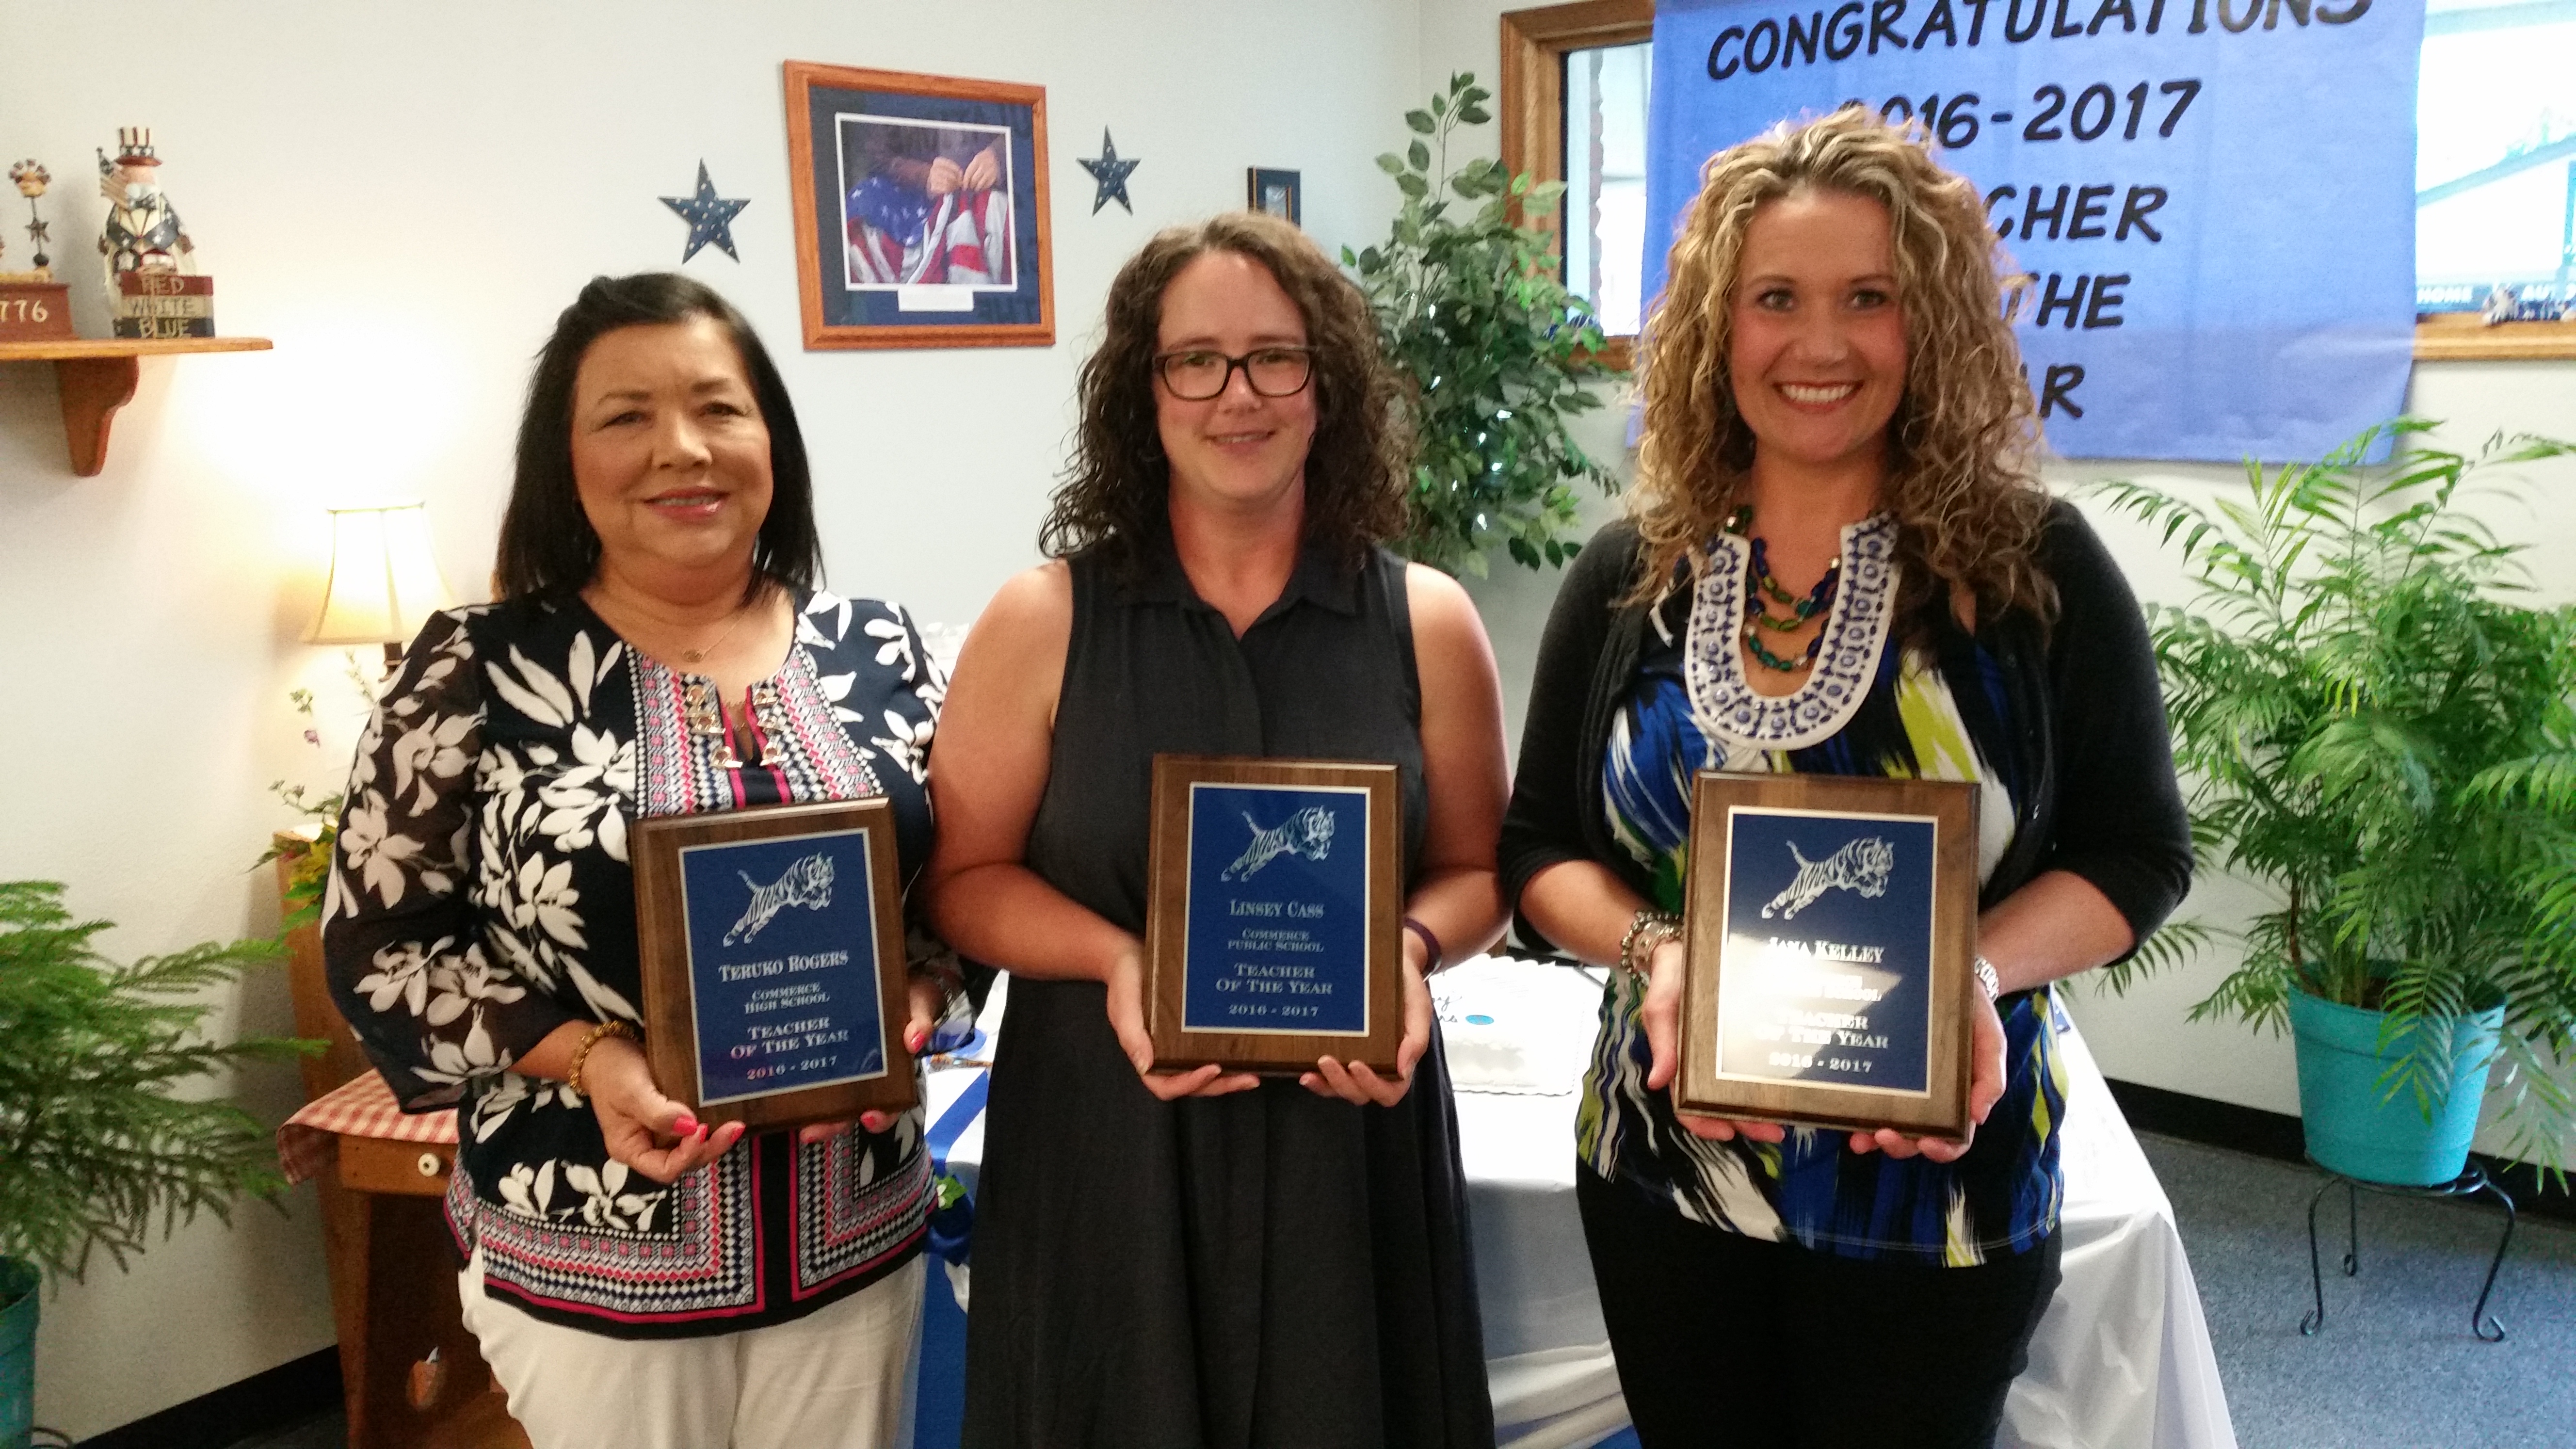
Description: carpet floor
2138,1132,2576,1449
220,1133,2575,1449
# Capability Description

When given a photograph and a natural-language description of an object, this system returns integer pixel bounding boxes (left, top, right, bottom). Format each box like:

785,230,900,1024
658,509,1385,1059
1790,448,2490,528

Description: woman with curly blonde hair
925,211,1509,1446
1498,108,2190,1447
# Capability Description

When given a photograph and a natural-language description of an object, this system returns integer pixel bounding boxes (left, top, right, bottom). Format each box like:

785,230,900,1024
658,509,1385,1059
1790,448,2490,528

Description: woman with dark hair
922,211,1509,1447
1501,109,2191,1448
322,272,954,1449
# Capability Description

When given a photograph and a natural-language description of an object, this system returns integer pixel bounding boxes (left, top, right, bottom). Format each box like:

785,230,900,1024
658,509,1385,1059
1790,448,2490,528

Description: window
1503,0,2576,363
1501,0,1656,371
1563,42,1654,337
2414,0,2576,356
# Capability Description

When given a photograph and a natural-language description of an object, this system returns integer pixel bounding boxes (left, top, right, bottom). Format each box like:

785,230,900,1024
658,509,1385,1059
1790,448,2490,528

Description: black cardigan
1499,502,2192,962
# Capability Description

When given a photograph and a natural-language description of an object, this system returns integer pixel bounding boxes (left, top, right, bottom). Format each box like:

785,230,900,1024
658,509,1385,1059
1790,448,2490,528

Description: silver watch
1972,955,2003,1002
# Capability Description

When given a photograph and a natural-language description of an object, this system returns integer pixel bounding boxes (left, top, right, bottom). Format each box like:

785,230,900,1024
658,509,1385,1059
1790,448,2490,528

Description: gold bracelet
566,1019,637,1098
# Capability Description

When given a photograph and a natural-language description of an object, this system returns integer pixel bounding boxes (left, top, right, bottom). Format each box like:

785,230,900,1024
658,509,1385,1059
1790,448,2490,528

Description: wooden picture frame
1145,756,1404,1076
1676,772,1977,1136
782,61,1053,350
1247,167,1302,226
631,799,916,1129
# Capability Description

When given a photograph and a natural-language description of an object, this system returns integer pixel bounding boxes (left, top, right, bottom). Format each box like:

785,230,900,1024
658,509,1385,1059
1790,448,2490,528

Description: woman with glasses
922,211,1510,1447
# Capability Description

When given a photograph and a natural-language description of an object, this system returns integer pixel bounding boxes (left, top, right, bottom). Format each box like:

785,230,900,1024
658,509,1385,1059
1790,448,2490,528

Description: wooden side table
276,850,529,1449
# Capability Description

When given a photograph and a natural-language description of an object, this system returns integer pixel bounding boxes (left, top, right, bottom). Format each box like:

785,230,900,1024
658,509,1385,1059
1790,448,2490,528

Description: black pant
1576,1165,2062,1449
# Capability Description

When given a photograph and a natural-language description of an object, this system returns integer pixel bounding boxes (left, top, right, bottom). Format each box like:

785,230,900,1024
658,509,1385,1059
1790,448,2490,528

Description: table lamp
306,502,455,671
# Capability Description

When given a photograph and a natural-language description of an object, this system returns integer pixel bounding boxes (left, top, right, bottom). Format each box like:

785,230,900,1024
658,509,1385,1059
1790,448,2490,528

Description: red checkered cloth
276,1070,459,1186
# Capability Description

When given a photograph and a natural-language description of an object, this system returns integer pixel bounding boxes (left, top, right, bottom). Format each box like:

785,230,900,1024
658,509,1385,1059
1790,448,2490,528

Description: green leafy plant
0,881,314,1280
2093,420,2576,1169
1344,71,1619,577
255,660,379,929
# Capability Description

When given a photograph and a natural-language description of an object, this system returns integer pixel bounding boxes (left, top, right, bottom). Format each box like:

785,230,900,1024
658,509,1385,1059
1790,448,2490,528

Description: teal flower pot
0,1256,34,1449
2288,986,2503,1187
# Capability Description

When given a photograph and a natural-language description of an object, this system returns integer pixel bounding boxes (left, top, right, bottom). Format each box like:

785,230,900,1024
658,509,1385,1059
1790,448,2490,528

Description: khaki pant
459,1247,923,1449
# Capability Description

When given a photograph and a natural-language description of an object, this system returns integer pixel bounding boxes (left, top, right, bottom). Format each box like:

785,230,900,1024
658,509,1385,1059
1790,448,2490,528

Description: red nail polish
696,1123,710,1141
674,1113,700,1136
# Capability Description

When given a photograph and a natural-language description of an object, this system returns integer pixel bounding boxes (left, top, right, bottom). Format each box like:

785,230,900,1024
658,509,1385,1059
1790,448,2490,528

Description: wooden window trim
1501,0,2574,366
2413,313,2576,361
1501,0,1653,373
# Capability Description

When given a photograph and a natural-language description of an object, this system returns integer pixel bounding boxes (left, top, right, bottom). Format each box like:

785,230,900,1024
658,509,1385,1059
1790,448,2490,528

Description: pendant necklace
677,601,753,664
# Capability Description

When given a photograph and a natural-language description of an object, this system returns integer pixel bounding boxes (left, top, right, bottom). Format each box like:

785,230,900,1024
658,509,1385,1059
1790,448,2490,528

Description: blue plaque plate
1678,773,1977,1136
632,799,915,1127
1146,757,1404,1074
1179,782,1373,1037
1712,808,1937,1096
677,828,890,1104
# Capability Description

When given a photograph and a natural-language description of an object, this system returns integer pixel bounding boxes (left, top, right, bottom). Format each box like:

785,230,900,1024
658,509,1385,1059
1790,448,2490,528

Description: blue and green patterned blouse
1579,514,2068,1266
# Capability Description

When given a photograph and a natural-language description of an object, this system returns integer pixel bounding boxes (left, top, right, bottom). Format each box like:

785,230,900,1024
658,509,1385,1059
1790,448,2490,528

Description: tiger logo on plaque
1146,756,1403,1075
632,799,916,1128
1677,773,1978,1136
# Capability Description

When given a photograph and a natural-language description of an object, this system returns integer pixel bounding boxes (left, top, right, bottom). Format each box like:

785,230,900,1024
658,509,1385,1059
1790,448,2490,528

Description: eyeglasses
1153,346,1314,401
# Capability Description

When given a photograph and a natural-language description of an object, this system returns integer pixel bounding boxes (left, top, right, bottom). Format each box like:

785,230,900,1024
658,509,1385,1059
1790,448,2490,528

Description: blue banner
1647,0,2425,461
678,828,889,1105
1181,783,1373,1036
1716,808,1938,1093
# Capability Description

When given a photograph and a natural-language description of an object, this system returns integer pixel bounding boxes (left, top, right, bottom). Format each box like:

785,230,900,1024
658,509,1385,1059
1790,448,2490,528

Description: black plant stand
2301,1160,2515,1341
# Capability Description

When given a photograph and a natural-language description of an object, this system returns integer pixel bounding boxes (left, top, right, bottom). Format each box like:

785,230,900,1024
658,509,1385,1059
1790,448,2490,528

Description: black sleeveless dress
960,542,1494,1449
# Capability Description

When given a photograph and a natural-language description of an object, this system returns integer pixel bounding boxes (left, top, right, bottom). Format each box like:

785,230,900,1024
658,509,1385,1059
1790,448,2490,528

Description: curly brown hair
1038,211,1409,574
1626,106,2053,623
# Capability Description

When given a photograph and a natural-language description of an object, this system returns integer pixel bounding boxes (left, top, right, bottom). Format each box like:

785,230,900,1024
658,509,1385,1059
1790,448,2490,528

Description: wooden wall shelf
0,336,273,476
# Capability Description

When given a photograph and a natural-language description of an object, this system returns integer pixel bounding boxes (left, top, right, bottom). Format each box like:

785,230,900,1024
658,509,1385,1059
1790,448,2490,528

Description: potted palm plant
0,880,311,1447
2093,421,2576,1186
1344,72,1620,577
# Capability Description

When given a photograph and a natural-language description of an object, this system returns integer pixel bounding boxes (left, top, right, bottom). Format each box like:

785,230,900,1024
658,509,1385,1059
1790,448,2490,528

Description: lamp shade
307,503,455,647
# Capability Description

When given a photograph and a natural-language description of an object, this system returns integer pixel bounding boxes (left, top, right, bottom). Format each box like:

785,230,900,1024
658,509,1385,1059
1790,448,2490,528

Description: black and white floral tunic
322,588,945,1338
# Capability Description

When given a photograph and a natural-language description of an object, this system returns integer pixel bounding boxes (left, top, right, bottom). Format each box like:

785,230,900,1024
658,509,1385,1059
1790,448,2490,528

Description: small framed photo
784,61,1054,350
1247,167,1302,226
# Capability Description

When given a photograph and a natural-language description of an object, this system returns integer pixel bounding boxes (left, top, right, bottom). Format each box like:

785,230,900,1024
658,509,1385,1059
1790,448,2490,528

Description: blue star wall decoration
1079,129,1140,216
661,161,749,262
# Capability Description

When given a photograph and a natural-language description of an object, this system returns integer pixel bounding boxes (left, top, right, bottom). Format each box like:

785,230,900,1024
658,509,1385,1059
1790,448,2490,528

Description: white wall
0,0,1419,1435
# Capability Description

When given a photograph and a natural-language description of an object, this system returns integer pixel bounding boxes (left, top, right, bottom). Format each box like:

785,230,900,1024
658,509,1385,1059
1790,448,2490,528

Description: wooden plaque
0,282,74,341
631,799,916,1129
1676,772,1979,1136
1145,756,1404,1076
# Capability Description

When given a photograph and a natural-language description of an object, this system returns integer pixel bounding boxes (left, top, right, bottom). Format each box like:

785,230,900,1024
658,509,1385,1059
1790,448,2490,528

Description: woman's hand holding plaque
1298,932,1432,1108
1639,937,1787,1146
1847,991,2006,1162
576,1029,750,1183
1109,937,1261,1101
798,974,959,1143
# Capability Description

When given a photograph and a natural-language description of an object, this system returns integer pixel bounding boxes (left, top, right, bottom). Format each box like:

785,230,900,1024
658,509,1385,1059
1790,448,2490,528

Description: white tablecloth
924,958,2236,1449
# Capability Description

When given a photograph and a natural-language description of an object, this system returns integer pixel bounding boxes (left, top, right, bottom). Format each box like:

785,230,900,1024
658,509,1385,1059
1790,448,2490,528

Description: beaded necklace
1725,505,1841,673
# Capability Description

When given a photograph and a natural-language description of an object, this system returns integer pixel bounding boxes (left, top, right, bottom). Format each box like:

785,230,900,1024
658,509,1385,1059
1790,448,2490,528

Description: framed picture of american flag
784,61,1054,350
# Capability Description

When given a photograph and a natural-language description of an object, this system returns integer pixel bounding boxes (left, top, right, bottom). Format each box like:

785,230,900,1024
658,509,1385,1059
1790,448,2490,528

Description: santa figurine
97,127,196,282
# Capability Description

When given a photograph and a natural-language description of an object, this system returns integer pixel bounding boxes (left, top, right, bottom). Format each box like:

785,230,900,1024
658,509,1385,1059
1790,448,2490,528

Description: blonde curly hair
1626,106,2053,622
